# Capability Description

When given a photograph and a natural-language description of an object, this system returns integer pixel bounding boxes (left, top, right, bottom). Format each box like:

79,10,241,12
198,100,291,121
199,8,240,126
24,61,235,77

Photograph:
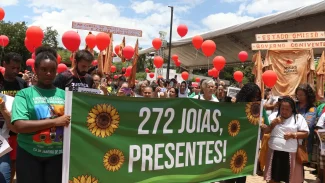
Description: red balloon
238,51,248,62
213,56,226,70
208,69,212,76
62,31,80,52
0,35,9,47
123,46,134,60
57,63,68,74
172,55,178,62
110,65,116,73
113,75,118,79
152,38,162,50
262,70,278,88
145,68,149,73
201,40,216,57
154,56,163,68
177,24,188,38
124,73,130,77
0,7,5,21
175,60,181,67
25,37,41,53
211,68,219,78
149,72,154,78
181,71,189,80
92,60,98,66
0,67,5,75
26,26,44,45
233,71,244,82
114,45,120,55
32,52,35,59
192,35,203,50
26,59,35,67
126,66,132,74
122,67,126,72
85,34,96,49
25,38,34,52
195,77,200,82
57,54,61,64
96,32,110,51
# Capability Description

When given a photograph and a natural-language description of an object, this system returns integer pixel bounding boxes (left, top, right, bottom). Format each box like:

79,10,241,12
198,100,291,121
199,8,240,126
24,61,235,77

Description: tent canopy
139,1,325,69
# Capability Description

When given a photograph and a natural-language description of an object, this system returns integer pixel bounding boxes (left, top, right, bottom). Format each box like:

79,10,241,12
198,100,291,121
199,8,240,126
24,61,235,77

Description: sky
0,0,324,49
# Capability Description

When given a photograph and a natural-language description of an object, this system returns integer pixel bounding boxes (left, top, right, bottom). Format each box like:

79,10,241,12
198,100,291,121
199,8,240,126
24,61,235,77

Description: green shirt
263,109,270,126
11,86,65,157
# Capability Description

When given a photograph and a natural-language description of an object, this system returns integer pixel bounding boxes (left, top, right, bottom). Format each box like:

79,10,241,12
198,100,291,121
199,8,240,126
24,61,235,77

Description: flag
103,33,113,74
118,37,126,63
63,92,262,183
252,51,264,97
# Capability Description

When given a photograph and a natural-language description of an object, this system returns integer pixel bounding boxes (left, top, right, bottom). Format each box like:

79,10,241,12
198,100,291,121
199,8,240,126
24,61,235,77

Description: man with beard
0,52,27,183
53,50,94,91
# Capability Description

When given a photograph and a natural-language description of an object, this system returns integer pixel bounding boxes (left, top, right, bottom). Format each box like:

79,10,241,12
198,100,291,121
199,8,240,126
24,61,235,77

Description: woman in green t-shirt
11,46,70,183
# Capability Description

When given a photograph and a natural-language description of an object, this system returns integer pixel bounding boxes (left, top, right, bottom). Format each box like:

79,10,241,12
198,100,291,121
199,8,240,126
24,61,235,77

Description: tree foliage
43,27,59,49
0,21,30,66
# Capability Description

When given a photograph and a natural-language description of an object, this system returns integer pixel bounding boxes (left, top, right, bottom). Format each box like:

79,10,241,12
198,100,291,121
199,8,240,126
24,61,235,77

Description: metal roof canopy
139,1,325,69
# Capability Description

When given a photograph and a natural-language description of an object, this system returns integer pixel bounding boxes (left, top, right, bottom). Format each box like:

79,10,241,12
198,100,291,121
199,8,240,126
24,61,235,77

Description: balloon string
195,50,198,61
207,57,209,69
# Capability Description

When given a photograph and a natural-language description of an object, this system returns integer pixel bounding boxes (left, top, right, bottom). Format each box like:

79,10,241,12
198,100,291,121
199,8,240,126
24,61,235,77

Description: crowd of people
0,45,324,183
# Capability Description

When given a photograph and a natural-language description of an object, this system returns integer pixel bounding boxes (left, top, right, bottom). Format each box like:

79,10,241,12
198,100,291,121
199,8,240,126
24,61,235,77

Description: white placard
251,41,325,50
0,135,12,157
77,87,101,95
72,21,143,37
317,129,325,155
255,31,325,41
227,87,241,98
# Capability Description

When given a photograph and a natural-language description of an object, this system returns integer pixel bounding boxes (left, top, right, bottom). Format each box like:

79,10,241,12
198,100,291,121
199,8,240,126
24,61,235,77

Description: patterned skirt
264,148,304,183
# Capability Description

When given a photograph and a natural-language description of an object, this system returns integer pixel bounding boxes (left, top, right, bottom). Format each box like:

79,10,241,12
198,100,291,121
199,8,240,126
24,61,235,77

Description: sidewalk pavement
12,167,318,183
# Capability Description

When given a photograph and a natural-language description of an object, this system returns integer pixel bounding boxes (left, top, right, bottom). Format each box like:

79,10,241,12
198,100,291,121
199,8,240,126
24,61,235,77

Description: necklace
76,72,83,84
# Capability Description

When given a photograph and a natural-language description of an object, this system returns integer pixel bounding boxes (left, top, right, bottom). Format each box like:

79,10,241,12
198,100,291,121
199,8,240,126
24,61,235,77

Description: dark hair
236,83,261,102
75,50,94,63
150,82,158,92
34,46,57,68
170,87,179,97
295,84,316,113
157,78,166,87
118,76,126,82
3,52,23,65
277,96,298,122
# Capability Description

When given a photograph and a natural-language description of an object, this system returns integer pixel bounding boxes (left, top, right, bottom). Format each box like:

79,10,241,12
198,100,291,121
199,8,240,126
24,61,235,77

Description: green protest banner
62,92,262,183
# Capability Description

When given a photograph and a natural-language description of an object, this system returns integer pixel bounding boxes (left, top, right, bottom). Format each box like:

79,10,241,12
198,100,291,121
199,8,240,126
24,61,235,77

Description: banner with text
65,92,260,183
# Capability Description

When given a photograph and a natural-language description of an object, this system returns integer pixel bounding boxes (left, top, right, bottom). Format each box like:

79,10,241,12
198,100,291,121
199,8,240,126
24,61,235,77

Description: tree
43,27,59,49
0,21,30,67
57,47,71,65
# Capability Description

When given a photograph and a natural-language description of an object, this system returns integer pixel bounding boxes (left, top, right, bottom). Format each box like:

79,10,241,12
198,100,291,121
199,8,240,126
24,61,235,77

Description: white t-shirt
264,96,278,116
316,112,325,129
0,94,14,140
268,113,309,153
192,94,219,102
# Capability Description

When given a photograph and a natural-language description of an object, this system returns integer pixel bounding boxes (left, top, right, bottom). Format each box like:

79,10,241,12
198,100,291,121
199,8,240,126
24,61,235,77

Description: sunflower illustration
230,150,248,174
245,102,261,125
103,149,125,172
228,120,240,137
87,104,120,138
69,175,99,183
